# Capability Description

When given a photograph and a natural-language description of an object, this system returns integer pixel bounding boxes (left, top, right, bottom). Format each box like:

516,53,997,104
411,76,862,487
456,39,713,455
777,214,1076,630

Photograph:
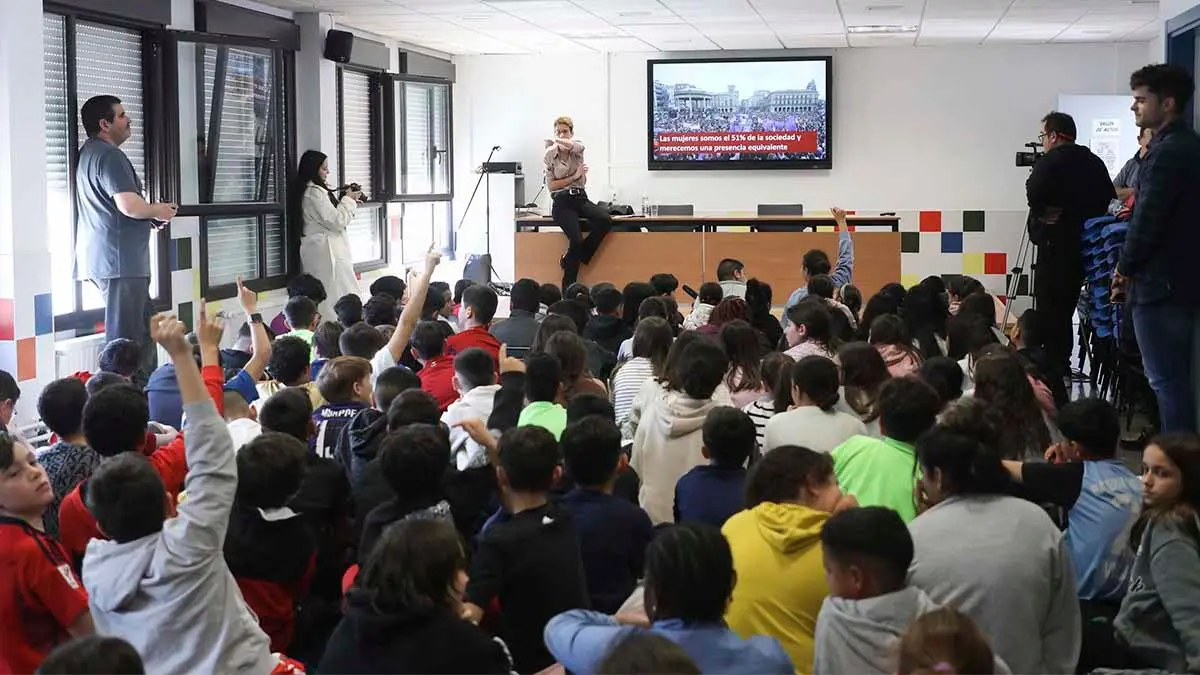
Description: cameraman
1026,111,1115,381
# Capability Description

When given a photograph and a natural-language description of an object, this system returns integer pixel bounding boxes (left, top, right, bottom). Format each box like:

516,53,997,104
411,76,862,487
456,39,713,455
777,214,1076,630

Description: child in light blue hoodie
544,522,792,675
81,312,275,675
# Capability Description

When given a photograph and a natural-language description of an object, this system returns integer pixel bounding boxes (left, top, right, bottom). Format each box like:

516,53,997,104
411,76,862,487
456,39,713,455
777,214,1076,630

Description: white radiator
55,333,107,378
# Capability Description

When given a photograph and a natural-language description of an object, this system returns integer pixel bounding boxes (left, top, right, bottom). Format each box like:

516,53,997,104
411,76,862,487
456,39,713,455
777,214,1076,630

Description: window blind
347,206,383,264
340,70,373,198
203,45,275,203
404,83,432,194
207,216,259,286
432,84,449,194
44,13,73,316
75,21,146,179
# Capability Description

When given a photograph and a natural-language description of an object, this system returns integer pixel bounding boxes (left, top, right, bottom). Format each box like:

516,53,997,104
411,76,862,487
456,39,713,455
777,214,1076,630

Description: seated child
896,607,1003,675
256,335,324,412
36,378,102,538
814,506,1008,674
545,523,793,675
363,294,398,328
763,355,867,453
336,365,421,485
463,426,590,673
832,376,942,522
283,295,320,360
517,353,567,439
561,416,654,614
223,390,262,450
918,356,965,410
37,635,143,675
442,348,501,470
96,338,141,380
0,434,93,673
312,356,373,461
684,282,723,331
310,321,343,381
412,320,458,411
358,424,453,564
81,312,276,674
674,406,753,528
271,273,325,335
333,293,363,328
224,432,315,653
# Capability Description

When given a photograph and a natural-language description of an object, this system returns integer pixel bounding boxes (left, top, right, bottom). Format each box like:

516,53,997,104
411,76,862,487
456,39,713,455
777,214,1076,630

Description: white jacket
300,181,359,318
442,384,501,470
631,387,731,524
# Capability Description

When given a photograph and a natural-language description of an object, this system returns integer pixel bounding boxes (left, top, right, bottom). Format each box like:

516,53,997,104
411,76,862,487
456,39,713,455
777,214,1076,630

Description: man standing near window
1025,111,1115,383
1112,64,1200,433
75,95,177,380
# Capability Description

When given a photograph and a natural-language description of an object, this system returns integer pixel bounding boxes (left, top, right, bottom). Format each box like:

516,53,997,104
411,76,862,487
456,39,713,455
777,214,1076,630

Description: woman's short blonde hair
554,116,574,132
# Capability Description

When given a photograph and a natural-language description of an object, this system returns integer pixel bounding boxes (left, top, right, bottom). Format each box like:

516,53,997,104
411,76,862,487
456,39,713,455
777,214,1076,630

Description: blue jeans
1132,304,1200,433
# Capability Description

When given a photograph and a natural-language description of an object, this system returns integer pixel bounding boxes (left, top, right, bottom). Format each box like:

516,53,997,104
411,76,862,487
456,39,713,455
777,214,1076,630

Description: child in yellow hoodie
722,445,855,673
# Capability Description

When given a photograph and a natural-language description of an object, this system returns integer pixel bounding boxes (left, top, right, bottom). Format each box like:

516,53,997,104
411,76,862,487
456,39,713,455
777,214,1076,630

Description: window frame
336,65,388,273
44,4,173,334
167,30,296,300
384,73,455,202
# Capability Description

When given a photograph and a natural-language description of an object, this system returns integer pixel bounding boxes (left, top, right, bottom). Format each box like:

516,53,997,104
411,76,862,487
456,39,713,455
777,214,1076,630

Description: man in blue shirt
75,95,177,379
782,207,853,328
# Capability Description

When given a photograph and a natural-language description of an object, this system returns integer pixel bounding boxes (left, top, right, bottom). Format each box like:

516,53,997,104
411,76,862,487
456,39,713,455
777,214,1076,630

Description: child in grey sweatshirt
814,506,1010,674
81,313,275,675
1113,435,1200,673
908,420,1080,675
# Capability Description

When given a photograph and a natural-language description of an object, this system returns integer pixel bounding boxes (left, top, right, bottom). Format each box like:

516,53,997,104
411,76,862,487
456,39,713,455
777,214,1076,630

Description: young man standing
1112,64,1200,433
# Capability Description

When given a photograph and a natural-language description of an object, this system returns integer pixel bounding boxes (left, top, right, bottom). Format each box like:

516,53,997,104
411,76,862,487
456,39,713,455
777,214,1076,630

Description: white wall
454,42,1149,214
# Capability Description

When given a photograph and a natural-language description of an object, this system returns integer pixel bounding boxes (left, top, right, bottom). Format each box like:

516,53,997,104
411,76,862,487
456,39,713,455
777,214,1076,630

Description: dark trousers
97,277,157,380
1132,303,1200,433
552,190,612,286
1033,247,1082,379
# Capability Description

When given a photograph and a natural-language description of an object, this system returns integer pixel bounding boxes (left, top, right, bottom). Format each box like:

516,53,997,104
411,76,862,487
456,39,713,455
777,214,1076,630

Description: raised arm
236,276,271,382
304,184,357,233
152,309,237,565
830,206,854,287
384,246,443,363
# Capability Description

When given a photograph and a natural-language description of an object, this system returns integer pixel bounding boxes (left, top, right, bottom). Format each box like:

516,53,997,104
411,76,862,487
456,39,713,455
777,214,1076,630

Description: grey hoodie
1115,515,1200,672
813,586,1012,675
82,400,275,675
631,389,724,524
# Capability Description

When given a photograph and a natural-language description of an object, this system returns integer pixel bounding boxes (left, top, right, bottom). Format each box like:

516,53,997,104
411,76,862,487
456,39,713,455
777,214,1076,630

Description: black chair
646,204,701,232
753,203,806,232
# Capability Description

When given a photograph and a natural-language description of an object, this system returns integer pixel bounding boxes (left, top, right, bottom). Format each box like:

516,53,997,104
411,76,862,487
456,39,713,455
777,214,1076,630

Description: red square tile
985,252,1007,274
919,211,942,232
16,337,35,382
846,225,856,233
0,299,12,341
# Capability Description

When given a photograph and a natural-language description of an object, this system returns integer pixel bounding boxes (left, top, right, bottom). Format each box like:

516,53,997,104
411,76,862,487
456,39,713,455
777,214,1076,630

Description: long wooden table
514,228,901,302
515,213,900,233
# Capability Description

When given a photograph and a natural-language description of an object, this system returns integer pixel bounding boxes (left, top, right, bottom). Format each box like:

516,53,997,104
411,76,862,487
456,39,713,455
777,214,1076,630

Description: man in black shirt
1026,111,1116,379
463,426,590,673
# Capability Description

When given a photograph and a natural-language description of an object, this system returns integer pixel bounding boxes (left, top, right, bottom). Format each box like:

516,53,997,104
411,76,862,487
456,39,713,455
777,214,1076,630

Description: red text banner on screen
653,131,819,155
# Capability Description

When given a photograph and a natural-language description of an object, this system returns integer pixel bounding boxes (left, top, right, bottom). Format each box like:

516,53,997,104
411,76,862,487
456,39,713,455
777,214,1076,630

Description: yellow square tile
814,225,835,233
962,252,984,275
901,273,920,289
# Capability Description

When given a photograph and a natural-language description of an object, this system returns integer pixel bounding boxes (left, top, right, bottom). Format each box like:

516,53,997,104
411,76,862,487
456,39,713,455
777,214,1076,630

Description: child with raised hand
896,607,1000,675
0,431,93,673
81,311,276,674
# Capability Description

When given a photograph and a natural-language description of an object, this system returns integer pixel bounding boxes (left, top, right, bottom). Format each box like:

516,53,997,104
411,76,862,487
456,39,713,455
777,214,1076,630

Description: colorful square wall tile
901,274,920,288
16,337,35,382
961,253,984,275
901,232,920,253
171,238,193,272
0,341,13,374
919,211,942,232
1005,273,1030,296
0,299,12,341
941,233,963,254
985,252,1007,275
34,293,52,336
964,211,986,232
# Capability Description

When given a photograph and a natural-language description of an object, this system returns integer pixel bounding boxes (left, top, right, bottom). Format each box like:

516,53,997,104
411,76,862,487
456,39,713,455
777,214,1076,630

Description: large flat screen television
647,55,832,171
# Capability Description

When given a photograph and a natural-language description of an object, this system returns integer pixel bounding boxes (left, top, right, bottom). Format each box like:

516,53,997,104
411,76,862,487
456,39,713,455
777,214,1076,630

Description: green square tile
178,301,194,333
901,232,921,253
963,210,986,232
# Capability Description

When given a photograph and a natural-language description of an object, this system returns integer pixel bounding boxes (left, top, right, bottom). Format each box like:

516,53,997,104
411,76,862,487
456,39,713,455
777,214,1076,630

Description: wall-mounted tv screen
647,56,832,171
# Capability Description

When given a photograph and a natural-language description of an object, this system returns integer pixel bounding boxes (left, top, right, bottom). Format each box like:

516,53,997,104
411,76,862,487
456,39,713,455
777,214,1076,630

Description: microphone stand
453,145,503,284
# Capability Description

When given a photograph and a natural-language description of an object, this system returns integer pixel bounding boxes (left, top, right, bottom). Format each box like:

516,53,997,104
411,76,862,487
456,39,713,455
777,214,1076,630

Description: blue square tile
34,293,53,336
941,232,963,254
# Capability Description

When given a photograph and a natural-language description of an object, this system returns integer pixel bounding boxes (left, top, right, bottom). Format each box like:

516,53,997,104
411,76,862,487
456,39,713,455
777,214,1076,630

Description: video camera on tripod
1015,142,1044,168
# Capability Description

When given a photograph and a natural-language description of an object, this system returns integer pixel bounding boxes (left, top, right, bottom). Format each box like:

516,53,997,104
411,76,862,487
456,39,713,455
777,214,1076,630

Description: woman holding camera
293,149,362,317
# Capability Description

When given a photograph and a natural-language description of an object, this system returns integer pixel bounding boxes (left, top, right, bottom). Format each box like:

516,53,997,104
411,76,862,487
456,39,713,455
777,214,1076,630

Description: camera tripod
1001,220,1037,329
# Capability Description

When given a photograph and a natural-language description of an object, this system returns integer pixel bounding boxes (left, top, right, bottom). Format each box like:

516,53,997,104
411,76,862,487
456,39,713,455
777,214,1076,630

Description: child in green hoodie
517,353,567,440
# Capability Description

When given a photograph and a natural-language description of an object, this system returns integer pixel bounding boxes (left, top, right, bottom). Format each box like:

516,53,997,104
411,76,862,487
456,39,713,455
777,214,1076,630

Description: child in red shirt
0,434,92,673
445,284,501,363
412,321,458,411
